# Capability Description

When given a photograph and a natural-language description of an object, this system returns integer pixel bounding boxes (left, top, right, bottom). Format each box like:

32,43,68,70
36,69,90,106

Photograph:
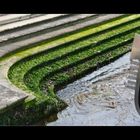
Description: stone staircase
0,14,123,57
0,14,43,26
0,14,124,114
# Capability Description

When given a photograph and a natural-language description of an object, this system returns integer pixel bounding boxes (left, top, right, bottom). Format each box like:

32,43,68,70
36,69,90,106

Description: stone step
0,85,28,114
127,79,137,89
0,14,96,45
130,64,139,70
126,76,137,90
129,70,139,75
0,14,43,26
0,14,8,17
131,59,140,65
126,84,135,90
0,14,69,33
128,74,137,80
0,14,123,58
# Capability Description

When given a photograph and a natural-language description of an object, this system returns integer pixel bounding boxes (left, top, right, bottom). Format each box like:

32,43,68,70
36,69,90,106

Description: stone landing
0,85,28,113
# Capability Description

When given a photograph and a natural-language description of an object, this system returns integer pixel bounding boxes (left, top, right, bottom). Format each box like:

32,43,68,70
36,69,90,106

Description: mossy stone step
0,85,28,114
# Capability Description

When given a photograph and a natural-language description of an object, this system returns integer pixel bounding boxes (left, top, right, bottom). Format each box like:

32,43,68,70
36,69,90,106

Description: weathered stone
0,14,123,58
0,14,40,26
0,85,28,113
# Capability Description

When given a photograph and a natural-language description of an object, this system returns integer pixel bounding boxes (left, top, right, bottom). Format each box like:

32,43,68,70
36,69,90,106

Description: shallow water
45,52,140,126
57,52,131,100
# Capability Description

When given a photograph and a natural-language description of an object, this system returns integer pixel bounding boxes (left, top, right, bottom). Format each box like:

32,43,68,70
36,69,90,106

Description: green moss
41,44,131,91
25,30,135,94
8,16,140,95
